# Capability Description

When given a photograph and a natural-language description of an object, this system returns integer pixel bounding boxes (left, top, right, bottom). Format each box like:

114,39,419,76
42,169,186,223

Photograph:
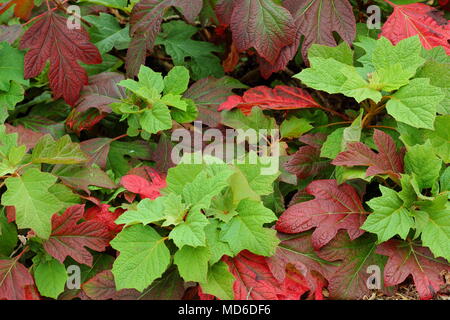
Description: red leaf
0,0,34,20
20,11,102,106
382,1,450,54
223,42,240,73
284,145,330,179
81,270,139,300
43,205,110,267
0,257,34,300
377,240,450,300
121,167,167,200
260,0,356,78
224,250,310,300
228,0,295,64
276,180,367,249
218,85,321,115
332,130,404,181
267,232,334,299
84,204,124,239
126,0,203,77
66,108,106,135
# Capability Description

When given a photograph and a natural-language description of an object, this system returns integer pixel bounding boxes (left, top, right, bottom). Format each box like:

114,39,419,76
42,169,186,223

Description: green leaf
1,168,62,239
372,36,424,80
415,196,450,261
138,65,165,94
139,101,172,134
0,42,28,92
84,13,131,54
321,128,345,159
173,245,210,283
204,219,233,264
308,42,354,65
164,66,190,95
416,57,450,115
170,98,198,123
220,199,278,256
386,78,444,129
0,209,17,257
155,20,224,80
280,117,313,138
423,116,450,163
221,107,277,132
368,63,411,92
0,82,25,113
199,261,234,300
32,135,88,165
404,141,442,189
169,209,209,249
111,224,171,291
181,167,234,211
115,197,167,227
78,0,128,9
34,257,68,299
362,186,414,243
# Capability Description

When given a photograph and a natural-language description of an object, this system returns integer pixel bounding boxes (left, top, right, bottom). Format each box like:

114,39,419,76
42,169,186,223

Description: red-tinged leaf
229,0,295,64
225,250,313,300
19,11,102,106
84,204,124,239
0,24,22,44
215,0,234,25
52,165,117,193
0,0,34,20
82,270,139,300
382,1,450,54
276,179,367,249
223,42,240,73
0,257,34,300
80,138,113,169
74,72,126,114
332,129,404,180
260,0,356,77
66,108,106,135
267,232,337,299
43,205,110,267
299,132,327,149
218,85,321,115
83,268,185,300
198,286,217,300
284,145,330,179
121,167,167,200
5,206,15,223
151,134,175,173
377,240,450,300
126,0,203,77
4,124,45,152
183,76,248,127
316,232,389,299
24,284,41,300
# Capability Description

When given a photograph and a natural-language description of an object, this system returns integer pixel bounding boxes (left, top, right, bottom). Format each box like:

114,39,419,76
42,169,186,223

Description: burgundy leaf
0,257,34,300
276,179,367,249
377,240,450,300
20,11,102,106
43,205,110,267
332,130,404,180
126,0,203,77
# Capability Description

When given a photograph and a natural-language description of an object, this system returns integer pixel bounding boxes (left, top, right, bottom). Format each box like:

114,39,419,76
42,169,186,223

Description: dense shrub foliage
0,0,449,300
